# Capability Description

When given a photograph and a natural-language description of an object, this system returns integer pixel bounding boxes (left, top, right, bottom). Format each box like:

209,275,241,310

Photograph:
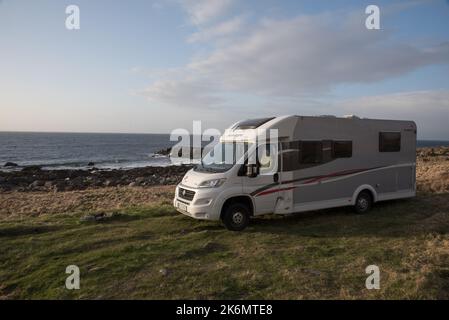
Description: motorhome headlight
198,178,226,188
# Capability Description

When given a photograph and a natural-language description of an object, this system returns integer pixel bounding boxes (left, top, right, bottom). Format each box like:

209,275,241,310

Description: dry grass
0,156,448,299
0,186,175,218
1,193,448,299
417,158,449,193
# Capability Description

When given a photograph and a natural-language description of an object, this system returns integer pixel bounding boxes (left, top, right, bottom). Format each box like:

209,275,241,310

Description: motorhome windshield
195,141,252,173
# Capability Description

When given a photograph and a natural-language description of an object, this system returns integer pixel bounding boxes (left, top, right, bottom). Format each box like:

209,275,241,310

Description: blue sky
0,0,448,139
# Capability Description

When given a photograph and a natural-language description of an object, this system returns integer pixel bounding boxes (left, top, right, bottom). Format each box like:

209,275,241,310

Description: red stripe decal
256,186,296,197
302,168,370,184
255,167,379,196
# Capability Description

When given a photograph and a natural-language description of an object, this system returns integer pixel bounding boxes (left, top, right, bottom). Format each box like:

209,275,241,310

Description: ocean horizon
0,131,448,171
0,131,175,170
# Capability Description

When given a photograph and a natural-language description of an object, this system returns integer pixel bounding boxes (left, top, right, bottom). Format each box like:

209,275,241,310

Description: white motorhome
174,115,417,231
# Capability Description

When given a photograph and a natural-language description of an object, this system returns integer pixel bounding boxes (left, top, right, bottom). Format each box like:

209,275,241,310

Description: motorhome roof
220,115,416,143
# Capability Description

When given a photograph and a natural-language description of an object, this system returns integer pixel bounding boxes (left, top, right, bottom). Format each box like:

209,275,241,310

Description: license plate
177,202,188,212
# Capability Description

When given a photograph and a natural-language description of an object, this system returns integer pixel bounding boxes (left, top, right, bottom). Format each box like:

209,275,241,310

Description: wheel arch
220,195,255,219
351,185,378,204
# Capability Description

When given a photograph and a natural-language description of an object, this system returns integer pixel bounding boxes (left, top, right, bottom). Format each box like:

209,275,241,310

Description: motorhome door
244,143,280,215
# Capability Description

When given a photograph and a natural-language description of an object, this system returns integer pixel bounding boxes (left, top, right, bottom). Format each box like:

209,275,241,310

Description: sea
0,132,448,171
0,132,176,170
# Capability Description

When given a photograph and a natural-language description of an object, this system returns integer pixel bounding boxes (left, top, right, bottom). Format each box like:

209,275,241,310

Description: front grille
178,187,195,201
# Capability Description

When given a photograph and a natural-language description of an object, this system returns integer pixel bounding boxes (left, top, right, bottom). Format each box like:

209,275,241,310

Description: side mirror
246,163,259,178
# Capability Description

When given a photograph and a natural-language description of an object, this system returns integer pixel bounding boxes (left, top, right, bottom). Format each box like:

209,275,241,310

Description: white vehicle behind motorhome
173,115,417,231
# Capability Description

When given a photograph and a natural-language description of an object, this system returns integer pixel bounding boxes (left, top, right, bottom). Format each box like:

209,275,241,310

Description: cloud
142,78,224,109
187,16,244,43
338,90,449,139
180,0,234,25
188,14,448,95
142,11,449,110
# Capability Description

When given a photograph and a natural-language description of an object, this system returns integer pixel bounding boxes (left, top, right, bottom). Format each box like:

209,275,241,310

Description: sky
0,0,448,139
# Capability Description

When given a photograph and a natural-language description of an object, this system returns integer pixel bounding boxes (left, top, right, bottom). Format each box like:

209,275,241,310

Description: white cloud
338,90,449,139
187,16,244,43
180,0,234,25
139,5,449,138
188,14,448,95
142,11,449,109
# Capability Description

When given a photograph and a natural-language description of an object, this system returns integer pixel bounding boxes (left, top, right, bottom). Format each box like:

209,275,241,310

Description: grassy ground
1,186,448,299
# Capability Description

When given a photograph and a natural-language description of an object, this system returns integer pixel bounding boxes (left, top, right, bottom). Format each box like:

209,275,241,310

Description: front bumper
173,184,220,221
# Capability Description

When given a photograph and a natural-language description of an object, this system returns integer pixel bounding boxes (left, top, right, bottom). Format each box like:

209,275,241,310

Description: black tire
354,191,373,214
221,203,250,231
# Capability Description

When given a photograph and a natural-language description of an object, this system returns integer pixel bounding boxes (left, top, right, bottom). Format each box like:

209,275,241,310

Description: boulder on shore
22,165,42,172
0,163,194,192
4,162,18,167
154,147,172,156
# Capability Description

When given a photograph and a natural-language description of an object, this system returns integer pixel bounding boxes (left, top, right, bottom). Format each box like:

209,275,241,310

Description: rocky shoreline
0,165,193,192
1,147,448,193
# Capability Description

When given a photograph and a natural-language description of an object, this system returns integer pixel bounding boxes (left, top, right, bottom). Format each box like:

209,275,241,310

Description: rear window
379,132,401,152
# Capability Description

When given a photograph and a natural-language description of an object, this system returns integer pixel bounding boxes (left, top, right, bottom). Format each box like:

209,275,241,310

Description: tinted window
281,150,300,171
280,141,299,171
379,132,401,152
322,140,333,162
301,141,322,164
280,140,353,172
333,141,352,158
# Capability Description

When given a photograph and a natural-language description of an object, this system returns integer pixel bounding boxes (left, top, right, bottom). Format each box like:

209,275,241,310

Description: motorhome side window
379,132,401,152
333,141,352,158
301,141,322,164
280,140,353,171
280,141,301,171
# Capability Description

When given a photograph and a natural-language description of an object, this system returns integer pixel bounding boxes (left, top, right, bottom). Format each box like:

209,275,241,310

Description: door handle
273,173,279,183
